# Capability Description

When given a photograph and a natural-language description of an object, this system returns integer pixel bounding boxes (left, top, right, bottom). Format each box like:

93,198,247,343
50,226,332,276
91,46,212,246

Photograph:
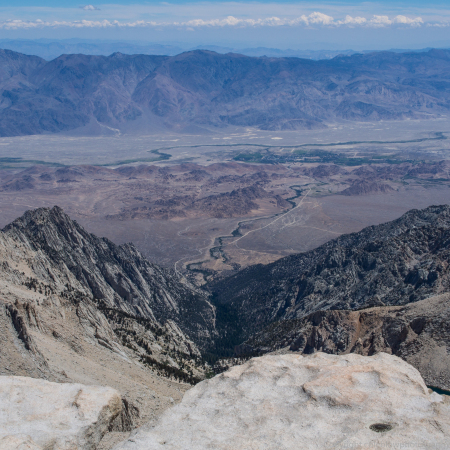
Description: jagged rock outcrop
243,293,450,390
2,206,216,347
113,353,450,450
0,376,122,450
211,205,450,340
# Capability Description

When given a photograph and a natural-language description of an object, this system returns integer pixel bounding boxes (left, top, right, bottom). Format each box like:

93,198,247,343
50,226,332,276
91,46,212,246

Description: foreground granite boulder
0,435,42,450
114,352,450,450
0,376,122,450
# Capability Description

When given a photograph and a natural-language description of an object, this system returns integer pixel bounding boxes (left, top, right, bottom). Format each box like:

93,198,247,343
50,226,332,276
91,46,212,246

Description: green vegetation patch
0,157,65,169
233,148,423,166
100,149,172,167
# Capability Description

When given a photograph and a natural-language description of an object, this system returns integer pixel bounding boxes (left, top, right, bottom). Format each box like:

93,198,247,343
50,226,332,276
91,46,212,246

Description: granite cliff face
211,205,450,340
2,206,216,347
2,48,450,135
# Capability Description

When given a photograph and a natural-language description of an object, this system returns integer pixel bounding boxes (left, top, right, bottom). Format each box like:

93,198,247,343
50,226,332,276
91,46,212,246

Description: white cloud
369,15,392,27
337,15,368,26
365,14,423,28
393,15,423,26
427,22,450,27
81,5,100,11
305,12,334,26
0,13,428,30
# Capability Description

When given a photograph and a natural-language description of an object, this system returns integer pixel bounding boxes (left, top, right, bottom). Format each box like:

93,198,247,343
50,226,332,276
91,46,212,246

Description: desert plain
1,119,449,284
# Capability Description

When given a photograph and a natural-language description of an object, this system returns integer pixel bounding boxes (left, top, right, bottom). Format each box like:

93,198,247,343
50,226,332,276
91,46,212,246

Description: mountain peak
3,205,77,234
1,206,217,347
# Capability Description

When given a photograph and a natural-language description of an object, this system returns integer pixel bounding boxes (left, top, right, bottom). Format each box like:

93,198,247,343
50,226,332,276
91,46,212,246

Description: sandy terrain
0,122,449,282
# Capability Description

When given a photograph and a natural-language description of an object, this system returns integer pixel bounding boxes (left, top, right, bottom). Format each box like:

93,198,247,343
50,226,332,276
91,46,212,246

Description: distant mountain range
2,48,450,136
2,39,438,61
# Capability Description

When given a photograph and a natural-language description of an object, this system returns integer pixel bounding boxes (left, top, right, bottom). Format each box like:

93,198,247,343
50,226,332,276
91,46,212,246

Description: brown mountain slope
2,49,450,135
242,293,450,391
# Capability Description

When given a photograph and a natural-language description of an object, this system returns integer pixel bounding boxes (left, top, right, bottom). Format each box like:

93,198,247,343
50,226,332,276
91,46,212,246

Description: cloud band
0,13,431,30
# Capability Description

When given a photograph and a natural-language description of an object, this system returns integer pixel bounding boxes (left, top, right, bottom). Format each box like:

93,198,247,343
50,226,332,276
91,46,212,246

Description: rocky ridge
0,206,218,439
242,293,450,390
211,205,450,341
2,206,216,347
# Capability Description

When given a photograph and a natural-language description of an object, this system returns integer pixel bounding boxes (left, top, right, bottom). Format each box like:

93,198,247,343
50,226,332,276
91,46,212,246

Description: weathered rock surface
113,353,450,450
244,292,450,390
0,435,42,450
0,376,121,450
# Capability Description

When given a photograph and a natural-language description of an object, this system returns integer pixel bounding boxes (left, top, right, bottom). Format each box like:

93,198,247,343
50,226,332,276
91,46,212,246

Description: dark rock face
2,206,216,347
2,49,450,135
243,293,450,391
211,205,450,340
340,180,394,196
109,184,269,220
5,302,37,352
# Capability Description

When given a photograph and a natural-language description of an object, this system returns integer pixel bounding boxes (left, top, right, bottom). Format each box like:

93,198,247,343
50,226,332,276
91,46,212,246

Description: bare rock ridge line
210,204,450,346
2,205,216,348
3,48,450,136
113,353,450,450
1,204,449,370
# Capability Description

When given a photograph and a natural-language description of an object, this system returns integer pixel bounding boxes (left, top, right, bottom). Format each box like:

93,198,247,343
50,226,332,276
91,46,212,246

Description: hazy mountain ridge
0,39,395,61
2,48,450,136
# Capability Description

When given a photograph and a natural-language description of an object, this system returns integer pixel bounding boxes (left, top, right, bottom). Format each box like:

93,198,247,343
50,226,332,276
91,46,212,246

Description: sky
1,1,450,50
